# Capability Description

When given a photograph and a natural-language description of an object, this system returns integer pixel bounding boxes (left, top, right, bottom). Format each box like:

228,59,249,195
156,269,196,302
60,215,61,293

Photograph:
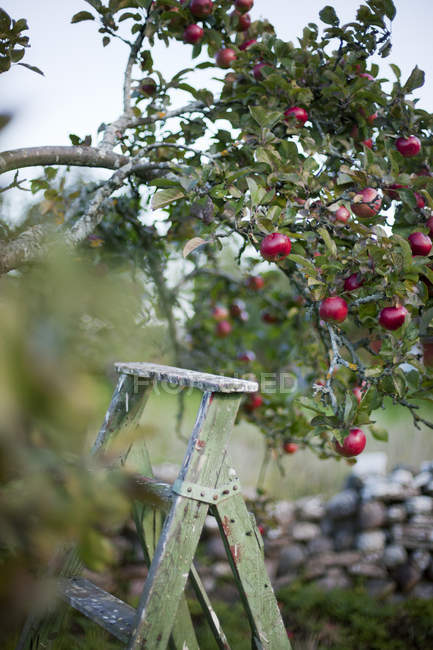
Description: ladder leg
213,458,291,650
126,442,200,650
16,374,152,650
128,391,242,650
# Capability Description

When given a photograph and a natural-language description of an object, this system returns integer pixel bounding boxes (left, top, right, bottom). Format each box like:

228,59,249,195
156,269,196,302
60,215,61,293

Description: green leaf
290,254,317,276
391,234,413,271
17,62,44,75
403,65,425,94
249,106,281,129
382,0,396,20
371,426,388,442
151,187,185,210
317,226,337,257
389,63,401,80
319,6,339,25
71,11,95,23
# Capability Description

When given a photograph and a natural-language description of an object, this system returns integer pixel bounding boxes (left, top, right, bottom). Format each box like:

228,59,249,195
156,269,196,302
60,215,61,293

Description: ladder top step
115,362,259,393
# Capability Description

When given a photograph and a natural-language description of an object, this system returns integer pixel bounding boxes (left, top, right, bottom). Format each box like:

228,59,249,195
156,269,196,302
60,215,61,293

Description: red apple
334,428,366,457
386,183,407,200
344,272,364,292
247,275,264,290
319,296,348,323
363,138,373,149
239,38,257,50
212,305,229,321
261,311,279,324
369,337,382,354
245,393,263,411
260,232,291,261
235,0,253,13
379,305,407,331
408,232,432,256
238,350,256,362
230,300,246,317
215,48,237,68
414,192,425,209
351,187,381,219
183,24,204,43
284,106,308,125
352,386,363,405
252,61,267,79
396,135,421,158
335,206,350,223
215,320,232,337
232,11,251,31
426,216,433,237
189,0,213,18
359,72,374,81
367,111,378,124
283,442,298,454
258,524,265,536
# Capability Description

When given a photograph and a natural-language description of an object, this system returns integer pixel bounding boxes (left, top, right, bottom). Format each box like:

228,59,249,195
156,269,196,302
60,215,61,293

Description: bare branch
0,224,50,274
123,24,147,115
0,146,130,175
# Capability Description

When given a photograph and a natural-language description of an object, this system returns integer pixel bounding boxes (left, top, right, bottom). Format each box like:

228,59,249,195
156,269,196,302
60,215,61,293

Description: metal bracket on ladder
172,477,242,504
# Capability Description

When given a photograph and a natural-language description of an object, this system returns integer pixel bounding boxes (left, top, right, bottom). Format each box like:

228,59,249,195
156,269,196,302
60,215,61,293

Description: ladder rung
60,577,135,643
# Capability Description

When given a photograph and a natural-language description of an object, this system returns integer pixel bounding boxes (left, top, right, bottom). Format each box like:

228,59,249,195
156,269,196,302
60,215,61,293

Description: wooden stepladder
18,363,291,650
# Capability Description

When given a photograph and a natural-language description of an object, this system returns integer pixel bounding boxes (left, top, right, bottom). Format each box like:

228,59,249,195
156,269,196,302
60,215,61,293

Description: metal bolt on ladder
17,363,291,649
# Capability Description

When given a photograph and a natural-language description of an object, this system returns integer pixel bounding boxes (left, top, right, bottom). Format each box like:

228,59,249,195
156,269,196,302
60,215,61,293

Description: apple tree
1,0,433,465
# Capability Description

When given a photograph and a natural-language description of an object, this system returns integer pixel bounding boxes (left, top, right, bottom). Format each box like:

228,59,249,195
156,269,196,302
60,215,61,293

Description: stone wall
201,459,433,600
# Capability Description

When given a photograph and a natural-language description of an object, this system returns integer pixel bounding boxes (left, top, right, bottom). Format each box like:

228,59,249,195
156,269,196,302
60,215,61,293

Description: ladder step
60,577,135,643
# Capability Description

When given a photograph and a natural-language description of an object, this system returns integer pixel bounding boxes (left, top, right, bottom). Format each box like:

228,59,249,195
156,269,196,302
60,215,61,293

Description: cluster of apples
181,0,254,70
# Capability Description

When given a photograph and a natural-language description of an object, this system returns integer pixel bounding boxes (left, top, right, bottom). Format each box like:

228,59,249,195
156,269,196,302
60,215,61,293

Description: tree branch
123,24,147,115
0,146,130,175
0,224,50,274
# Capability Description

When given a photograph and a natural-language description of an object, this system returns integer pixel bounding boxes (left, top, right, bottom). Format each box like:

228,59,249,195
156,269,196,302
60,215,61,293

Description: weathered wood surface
115,361,259,393
61,577,135,643
128,391,242,649
189,564,231,650
214,457,292,650
125,440,200,650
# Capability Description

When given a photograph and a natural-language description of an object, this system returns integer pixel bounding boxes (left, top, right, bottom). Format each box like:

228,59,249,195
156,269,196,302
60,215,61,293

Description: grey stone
358,501,387,529
334,528,356,552
412,582,433,600
267,500,295,527
296,496,325,521
292,522,321,542
411,471,432,491
307,535,334,555
365,579,396,599
356,530,386,553
213,561,232,578
406,496,433,516
390,468,413,486
320,517,334,536
386,504,407,523
276,545,306,576
361,478,415,502
314,567,352,591
326,490,358,519
348,563,387,579
411,549,431,572
420,460,433,473
207,536,228,561
383,545,408,569
394,563,422,592
424,480,433,496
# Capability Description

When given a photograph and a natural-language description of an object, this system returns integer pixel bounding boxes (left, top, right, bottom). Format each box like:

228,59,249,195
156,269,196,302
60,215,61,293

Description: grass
10,583,433,649
107,386,433,500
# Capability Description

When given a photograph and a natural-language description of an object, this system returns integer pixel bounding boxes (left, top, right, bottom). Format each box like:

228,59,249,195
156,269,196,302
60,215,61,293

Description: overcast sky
1,1,433,153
